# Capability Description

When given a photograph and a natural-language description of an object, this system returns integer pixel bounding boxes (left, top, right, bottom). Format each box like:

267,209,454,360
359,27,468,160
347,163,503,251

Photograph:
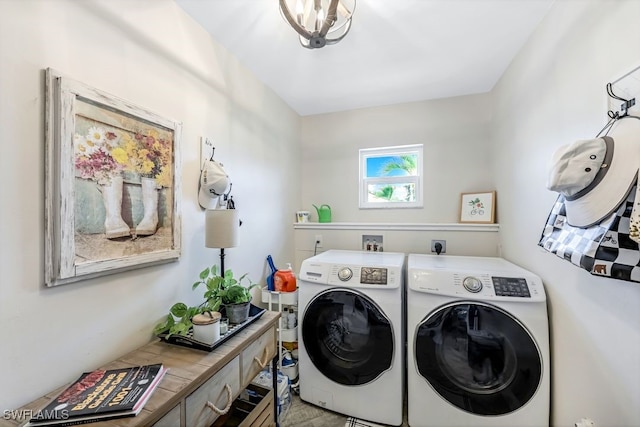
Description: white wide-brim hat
547,117,640,227
198,160,230,209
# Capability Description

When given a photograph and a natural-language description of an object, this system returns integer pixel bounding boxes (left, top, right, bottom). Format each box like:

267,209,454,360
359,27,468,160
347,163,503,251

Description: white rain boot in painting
101,175,130,239
135,177,159,236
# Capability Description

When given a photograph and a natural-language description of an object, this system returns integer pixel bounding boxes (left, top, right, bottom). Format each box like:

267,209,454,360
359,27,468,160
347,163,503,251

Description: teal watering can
313,204,332,223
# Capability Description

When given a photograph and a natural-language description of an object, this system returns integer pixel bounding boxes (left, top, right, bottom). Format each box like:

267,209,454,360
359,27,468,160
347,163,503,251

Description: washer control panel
336,266,388,283
359,267,388,285
327,264,400,288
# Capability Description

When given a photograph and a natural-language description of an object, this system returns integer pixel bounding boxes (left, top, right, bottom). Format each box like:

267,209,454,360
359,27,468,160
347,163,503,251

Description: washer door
415,302,542,415
302,288,394,386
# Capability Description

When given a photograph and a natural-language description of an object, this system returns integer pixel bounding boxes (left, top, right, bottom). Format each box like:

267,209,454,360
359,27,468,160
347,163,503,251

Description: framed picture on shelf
44,68,182,287
459,191,496,224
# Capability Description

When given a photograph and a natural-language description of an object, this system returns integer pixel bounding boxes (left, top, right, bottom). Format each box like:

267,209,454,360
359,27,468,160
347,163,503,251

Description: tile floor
281,394,347,426
281,393,410,427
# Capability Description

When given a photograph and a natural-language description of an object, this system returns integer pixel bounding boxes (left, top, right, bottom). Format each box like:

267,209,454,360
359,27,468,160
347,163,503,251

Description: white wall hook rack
607,65,640,118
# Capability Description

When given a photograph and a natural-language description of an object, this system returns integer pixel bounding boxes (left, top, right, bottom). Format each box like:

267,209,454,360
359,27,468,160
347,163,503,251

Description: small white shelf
280,326,297,342
293,222,499,232
261,288,298,305
261,287,298,378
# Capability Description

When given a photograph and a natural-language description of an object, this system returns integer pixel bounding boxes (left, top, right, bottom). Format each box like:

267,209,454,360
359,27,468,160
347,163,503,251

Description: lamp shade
205,209,239,249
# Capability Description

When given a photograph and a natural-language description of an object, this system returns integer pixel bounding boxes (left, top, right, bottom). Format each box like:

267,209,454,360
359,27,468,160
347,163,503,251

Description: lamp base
219,248,226,276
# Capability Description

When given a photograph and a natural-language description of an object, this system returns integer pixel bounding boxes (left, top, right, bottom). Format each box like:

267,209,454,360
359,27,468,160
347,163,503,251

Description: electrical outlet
315,234,323,248
431,239,446,254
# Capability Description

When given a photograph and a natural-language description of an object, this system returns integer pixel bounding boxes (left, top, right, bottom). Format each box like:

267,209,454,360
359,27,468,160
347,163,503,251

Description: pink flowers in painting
74,127,124,185
75,149,121,183
74,125,172,187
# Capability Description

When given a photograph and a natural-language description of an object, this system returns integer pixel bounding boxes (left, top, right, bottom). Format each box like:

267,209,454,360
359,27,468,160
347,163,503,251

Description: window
359,144,423,209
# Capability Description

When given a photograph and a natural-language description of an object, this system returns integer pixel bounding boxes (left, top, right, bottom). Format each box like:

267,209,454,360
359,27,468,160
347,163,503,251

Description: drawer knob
253,347,270,369
205,383,233,415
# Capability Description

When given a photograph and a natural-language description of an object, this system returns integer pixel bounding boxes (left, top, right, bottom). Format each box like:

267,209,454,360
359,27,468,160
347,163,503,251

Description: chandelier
279,0,356,49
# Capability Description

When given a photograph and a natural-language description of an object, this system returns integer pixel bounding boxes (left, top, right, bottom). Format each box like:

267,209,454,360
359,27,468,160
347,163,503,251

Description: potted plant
153,265,258,338
193,265,259,324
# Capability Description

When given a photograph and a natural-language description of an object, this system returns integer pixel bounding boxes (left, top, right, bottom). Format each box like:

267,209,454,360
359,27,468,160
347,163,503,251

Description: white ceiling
175,0,554,116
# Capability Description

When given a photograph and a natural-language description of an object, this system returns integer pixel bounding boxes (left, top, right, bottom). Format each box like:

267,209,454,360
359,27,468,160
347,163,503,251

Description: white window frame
359,144,424,209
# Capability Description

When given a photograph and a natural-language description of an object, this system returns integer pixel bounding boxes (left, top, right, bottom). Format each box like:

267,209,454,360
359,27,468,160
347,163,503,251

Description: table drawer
185,356,241,427
211,384,274,427
241,325,276,385
241,388,274,427
253,401,276,427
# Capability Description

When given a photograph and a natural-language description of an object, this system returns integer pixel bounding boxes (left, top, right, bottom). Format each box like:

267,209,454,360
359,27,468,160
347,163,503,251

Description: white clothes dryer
407,254,550,427
298,250,405,426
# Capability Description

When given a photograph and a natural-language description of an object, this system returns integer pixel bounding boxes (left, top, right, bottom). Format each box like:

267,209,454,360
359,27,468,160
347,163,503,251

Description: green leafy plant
152,303,202,338
193,265,259,308
153,265,258,338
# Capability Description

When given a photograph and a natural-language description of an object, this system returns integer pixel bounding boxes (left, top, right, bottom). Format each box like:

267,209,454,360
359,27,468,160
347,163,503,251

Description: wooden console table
1,311,280,427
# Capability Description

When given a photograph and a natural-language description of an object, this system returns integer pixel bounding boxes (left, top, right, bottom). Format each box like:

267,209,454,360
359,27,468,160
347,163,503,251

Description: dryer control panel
409,269,545,302
460,275,532,297
492,276,531,297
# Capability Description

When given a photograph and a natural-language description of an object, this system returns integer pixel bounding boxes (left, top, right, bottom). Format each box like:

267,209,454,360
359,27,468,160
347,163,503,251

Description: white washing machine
407,254,550,427
298,250,405,426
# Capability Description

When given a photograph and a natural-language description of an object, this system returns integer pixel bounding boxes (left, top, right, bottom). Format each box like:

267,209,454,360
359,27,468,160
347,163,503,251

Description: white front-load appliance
407,254,549,427
298,250,405,426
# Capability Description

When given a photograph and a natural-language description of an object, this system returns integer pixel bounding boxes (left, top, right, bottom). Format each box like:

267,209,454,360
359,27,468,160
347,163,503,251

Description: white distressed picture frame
45,68,182,286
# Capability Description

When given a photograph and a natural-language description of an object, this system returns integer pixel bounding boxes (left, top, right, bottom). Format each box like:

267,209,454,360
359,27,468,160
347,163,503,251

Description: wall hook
606,82,635,118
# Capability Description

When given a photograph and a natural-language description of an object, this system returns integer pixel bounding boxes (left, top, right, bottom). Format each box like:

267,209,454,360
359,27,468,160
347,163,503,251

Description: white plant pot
192,311,221,344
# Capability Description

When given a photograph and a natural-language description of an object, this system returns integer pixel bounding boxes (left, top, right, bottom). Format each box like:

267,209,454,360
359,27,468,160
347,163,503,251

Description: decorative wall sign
45,68,182,286
459,191,496,224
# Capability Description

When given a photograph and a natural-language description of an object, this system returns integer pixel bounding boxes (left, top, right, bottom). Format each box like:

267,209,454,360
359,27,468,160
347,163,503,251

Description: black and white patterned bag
538,187,640,282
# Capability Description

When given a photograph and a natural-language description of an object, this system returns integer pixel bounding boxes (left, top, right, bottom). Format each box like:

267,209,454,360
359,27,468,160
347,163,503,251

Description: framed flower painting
45,68,182,286
459,191,496,224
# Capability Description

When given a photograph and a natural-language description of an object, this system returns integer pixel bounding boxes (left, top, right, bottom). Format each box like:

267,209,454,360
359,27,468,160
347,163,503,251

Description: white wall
300,94,495,224
0,0,300,409
493,1,640,426
296,94,500,260
293,227,500,272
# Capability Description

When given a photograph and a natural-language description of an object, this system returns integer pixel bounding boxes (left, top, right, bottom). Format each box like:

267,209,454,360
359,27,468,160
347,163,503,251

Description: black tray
157,304,267,352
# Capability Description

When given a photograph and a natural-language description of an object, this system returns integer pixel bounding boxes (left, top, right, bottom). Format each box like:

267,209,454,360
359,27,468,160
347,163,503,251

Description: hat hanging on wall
198,159,231,210
547,117,640,227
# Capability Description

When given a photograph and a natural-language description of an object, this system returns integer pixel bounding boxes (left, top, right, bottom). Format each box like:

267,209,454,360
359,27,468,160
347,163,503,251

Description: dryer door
302,288,394,386
415,302,542,416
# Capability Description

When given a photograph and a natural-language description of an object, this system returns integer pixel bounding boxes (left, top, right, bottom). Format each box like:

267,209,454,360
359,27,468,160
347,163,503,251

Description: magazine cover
26,364,166,426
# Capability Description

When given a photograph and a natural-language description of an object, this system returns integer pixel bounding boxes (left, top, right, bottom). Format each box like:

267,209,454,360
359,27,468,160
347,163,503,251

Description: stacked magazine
26,364,167,427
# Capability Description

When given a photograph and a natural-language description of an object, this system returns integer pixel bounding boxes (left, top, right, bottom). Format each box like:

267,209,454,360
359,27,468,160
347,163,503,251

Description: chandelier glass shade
279,0,356,49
